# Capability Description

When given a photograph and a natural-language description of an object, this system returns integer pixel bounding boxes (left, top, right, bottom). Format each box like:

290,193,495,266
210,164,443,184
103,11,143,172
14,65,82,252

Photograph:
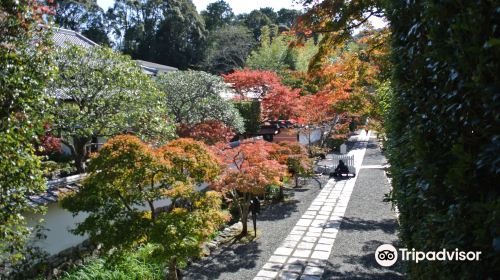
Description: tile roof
28,174,86,206
135,60,178,74
51,28,177,76
52,28,97,48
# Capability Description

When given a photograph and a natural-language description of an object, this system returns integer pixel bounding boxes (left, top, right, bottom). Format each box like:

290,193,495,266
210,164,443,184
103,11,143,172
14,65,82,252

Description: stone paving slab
253,133,370,280
183,171,328,280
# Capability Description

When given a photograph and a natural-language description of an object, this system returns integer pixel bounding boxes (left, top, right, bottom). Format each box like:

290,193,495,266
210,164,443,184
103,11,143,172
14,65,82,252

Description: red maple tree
262,85,301,121
37,123,61,156
176,120,236,145
223,69,302,121
213,140,286,236
222,69,281,100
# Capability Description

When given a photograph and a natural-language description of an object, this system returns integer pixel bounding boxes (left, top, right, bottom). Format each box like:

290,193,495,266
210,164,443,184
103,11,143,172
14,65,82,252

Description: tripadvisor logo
375,244,482,267
375,244,398,267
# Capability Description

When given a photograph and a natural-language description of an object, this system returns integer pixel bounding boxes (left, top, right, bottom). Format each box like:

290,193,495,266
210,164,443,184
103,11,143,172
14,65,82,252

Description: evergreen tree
200,0,234,31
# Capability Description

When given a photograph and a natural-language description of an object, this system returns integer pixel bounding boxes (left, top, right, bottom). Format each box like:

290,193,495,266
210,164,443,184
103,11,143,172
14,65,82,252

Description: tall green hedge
232,100,261,134
386,0,500,278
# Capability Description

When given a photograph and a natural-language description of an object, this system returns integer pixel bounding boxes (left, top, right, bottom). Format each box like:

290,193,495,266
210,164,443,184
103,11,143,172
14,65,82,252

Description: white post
340,143,347,154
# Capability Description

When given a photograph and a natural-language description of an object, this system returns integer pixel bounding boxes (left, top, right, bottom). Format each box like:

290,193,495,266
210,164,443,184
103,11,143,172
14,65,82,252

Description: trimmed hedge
232,100,261,134
386,0,500,278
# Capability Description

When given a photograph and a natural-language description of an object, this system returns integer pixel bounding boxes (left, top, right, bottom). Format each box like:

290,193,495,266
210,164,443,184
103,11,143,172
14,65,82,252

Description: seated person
332,160,349,177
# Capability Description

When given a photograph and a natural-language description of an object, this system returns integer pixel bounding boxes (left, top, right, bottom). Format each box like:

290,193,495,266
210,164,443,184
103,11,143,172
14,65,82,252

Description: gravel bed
182,177,328,280
322,137,404,279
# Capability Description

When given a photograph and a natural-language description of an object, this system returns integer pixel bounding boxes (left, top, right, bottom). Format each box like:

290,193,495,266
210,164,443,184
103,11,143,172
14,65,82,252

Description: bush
41,161,77,179
264,184,282,201
60,244,163,280
386,0,500,278
41,161,58,174
308,145,328,159
326,138,345,152
232,100,261,134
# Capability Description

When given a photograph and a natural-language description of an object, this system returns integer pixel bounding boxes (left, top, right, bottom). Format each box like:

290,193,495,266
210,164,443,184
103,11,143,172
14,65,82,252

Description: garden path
184,131,403,280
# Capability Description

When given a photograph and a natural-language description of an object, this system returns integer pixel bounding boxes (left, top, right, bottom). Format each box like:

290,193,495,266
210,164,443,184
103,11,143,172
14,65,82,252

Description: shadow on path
339,217,398,234
322,239,405,280
258,199,300,221
184,241,261,280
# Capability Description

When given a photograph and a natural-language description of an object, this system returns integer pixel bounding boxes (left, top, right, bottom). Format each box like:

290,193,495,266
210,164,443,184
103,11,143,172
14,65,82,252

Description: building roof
52,28,98,48
27,174,85,207
51,28,176,75
135,60,178,74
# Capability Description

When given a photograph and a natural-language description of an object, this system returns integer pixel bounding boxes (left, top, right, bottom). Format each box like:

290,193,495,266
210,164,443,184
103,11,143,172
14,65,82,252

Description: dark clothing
336,160,349,173
250,197,261,215
332,160,349,177
249,197,261,236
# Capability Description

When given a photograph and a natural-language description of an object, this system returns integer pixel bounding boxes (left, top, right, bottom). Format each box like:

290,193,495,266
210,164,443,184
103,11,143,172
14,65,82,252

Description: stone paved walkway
253,132,370,280
322,134,403,279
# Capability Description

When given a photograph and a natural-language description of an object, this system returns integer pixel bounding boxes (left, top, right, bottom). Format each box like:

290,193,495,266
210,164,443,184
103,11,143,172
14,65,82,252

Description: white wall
25,183,209,256
25,203,88,255
298,128,323,145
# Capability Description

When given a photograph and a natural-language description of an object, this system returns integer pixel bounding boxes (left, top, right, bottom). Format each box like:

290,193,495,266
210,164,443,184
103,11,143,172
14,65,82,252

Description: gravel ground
182,177,328,280
183,132,404,280
322,136,405,279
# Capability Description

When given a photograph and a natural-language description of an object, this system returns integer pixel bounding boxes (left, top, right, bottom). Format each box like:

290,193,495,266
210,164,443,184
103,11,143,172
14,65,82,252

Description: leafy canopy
213,140,287,235
176,120,236,145
200,0,234,31
61,135,227,275
0,0,54,267
155,70,245,133
153,0,207,69
223,69,301,121
199,25,255,74
49,44,174,172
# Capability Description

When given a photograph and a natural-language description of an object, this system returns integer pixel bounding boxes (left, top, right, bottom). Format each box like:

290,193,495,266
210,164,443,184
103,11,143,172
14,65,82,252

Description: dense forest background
53,0,303,70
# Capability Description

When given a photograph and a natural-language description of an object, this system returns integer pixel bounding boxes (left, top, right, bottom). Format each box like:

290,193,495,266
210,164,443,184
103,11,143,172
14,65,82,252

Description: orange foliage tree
296,4,392,130
223,69,281,100
295,91,340,151
61,135,227,280
269,142,313,188
213,140,287,236
293,27,390,148
176,120,236,145
262,85,301,121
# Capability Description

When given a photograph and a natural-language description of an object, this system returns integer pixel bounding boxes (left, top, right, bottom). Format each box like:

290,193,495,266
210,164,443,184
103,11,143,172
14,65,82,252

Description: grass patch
230,229,261,244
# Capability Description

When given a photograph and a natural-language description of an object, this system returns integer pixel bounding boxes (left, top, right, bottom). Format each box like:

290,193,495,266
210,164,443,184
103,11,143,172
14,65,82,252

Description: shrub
300,0,499,277
232,100,261,134
385,0,500,278
60,244,163,280
265,184,282,201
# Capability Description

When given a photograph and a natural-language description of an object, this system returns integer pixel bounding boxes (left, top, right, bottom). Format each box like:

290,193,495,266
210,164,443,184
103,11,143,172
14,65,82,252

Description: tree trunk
73,136,89,173
295,175,299,188
167,258,178,280
278,185,284,201
240,201,249,236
